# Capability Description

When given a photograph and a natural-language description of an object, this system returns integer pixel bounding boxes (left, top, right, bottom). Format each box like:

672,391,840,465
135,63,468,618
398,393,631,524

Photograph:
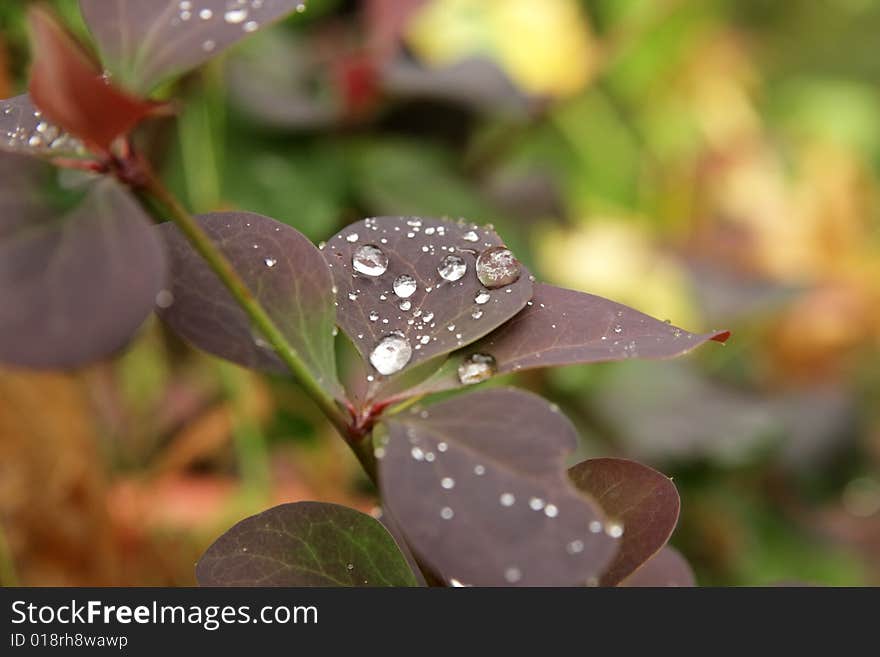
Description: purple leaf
0,95,86,158
406,283,729,397
568,458,680,586
79,0,309,93
157,211,343,400
196,502,420,586
379,388,618,586
0,154,166,368
620,546,696,587
322,217,532,396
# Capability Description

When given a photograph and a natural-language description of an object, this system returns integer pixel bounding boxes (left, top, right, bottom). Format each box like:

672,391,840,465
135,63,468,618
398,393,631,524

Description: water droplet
422,312,434,322
346,233,359,243
224,8,248,24
474,465,486,475
352,244,388,276
264,258,277,268
605,521,624,538
399,300,412,311
500,493,515,507
199,8,213,19
474,290,491,305
457,353,497,385
411,447,424,461
243,20,259,32
369,311,379,322
369,333,412,375
346,563,354,571
155,290,174,308
589,520,602,533
440,507,454,520
437,442,448,452
441,477,455,489
504,567,522,583
471,309,483,320
544,504,559,518
393,274,417,298
567,540,585,554
419,335,430,345
476,247,521,289
463,230,479,242
438,254,467,282
529,497,545,511
202,39,216,51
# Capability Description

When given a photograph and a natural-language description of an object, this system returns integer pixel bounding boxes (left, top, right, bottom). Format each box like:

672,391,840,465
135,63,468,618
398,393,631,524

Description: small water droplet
369,333,412,375
544,504,559,518
155,290,174,308
605,521,624,538
463,230,479,242
346,563,354,570
474,290,491,305
369,310,379,322
224,8,248,24
476,246,521,289
399,300,412,311
411,447,425,461
471,309,483,320
352,244,388,276
567,540,585,554
474,464,486,476
264,257,277,268
457,353,497,385
441,477,455,489
504,567,522,583
529,497,545,511
500,493,515,507
589,520,602,533
393,274,417,298
440,507,454,520
438,254,467,282
346,233,359,243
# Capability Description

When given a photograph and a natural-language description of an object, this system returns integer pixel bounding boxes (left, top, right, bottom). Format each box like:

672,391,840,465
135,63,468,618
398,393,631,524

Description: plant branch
130,159,351,440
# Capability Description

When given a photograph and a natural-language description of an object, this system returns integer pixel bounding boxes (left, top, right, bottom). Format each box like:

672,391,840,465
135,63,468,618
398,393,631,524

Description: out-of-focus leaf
569,458,680,586
408,283,728,397
620,546,696,587
381,56,532,116
0,94,86,158
406,0,596,98
28,7,159,152
225,31,343,130
196,502,419,586
79,0,310,93
380,388,618,586
157,212,343,400
0,156,166,368
322,216,532,396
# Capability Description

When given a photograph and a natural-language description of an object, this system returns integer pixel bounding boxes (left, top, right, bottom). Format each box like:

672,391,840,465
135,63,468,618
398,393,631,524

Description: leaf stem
133,161,351,440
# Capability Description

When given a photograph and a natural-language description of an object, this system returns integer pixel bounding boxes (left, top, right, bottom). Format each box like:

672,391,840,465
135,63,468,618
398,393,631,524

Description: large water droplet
352,244,388,276
476,246,521,289
393,274,417,298
437,254,467,282
369,333,412,375
457,353,497,385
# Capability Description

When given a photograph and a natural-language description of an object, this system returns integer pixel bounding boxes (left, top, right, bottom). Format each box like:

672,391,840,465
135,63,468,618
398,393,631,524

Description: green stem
136,166,351,440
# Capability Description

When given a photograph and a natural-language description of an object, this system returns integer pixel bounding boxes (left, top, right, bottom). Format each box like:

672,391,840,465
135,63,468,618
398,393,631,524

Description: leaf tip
710,329,732,344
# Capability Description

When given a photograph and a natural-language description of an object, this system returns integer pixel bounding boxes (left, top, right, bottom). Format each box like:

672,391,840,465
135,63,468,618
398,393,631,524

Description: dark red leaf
620,546,696,587
196,502,419,586
157,212,343,401
322,216,533,400
0,154,166,368
568,458,680,586
379,388,618,586
0,94,87,158
407,283,729,397
27,7,159,153
80,0,311,93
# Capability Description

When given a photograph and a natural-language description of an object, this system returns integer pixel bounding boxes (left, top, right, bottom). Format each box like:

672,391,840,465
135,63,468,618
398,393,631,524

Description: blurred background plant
1,0,879,586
